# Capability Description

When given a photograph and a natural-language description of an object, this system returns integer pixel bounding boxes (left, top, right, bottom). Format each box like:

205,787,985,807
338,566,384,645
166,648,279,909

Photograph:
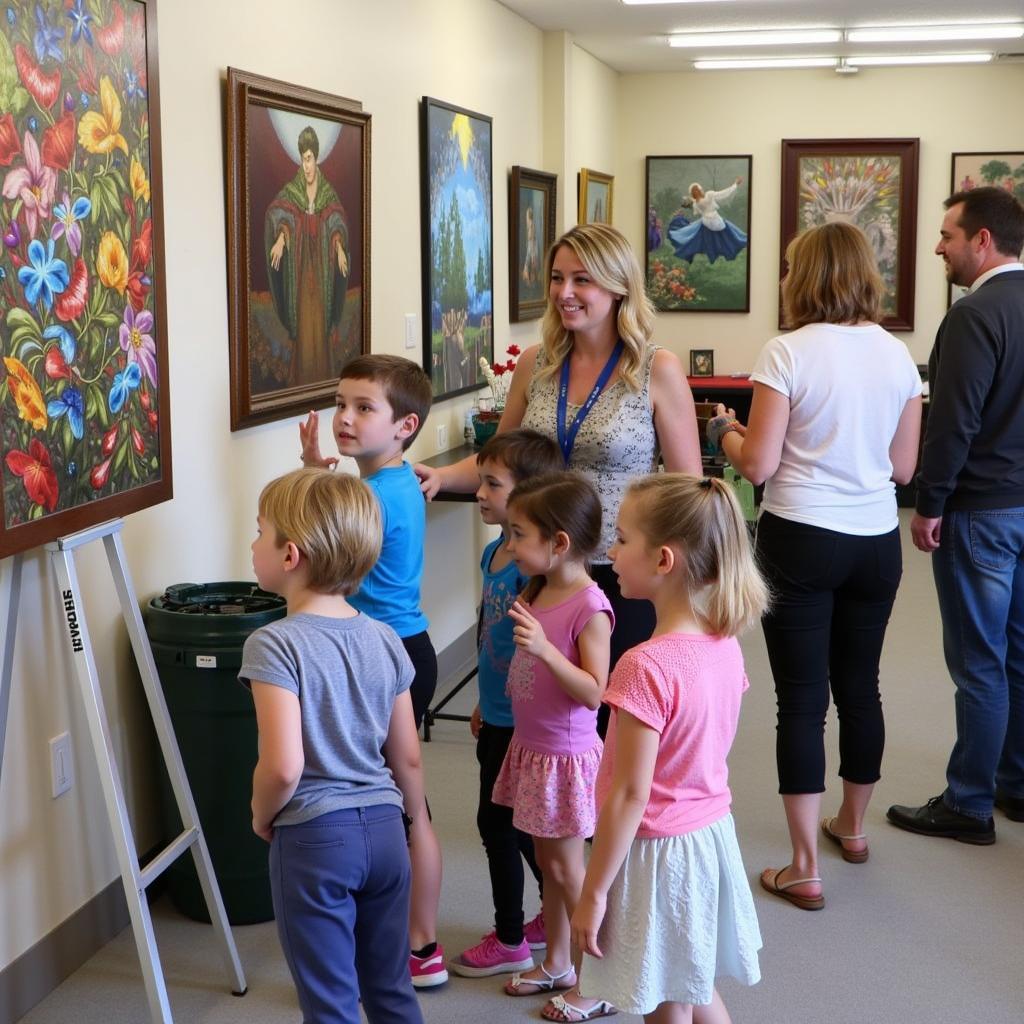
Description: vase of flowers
474,346,519,445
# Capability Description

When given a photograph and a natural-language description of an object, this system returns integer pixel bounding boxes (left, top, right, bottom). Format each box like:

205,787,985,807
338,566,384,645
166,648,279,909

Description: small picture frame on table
690,350,714,377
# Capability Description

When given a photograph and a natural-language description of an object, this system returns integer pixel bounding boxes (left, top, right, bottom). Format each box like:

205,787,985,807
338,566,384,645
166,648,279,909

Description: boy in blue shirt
242,468,425,1024
449,430,564,978
299,354,446,987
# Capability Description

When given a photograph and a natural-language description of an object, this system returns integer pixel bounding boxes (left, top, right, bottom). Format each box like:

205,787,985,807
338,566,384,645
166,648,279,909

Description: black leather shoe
994,789,1024,822
886,795,995,845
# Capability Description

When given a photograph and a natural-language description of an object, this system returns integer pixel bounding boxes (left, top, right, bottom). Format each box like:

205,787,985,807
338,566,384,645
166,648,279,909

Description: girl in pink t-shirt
568,475,767,1024
490,472,614,1015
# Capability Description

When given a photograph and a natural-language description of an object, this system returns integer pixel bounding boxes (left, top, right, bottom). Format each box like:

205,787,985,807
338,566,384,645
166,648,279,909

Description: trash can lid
146,582,286,646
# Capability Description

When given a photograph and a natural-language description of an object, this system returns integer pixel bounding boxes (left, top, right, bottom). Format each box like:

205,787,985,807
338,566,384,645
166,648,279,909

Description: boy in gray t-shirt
240,468,425,1024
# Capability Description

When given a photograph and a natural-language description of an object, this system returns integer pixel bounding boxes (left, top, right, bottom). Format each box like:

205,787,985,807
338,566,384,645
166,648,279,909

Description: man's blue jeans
933,508,1024,819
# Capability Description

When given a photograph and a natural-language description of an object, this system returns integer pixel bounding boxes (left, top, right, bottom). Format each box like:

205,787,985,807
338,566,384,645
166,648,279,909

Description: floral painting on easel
0,0,170,558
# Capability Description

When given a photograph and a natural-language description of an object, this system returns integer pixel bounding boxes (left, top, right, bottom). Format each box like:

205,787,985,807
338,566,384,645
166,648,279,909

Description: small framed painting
509,166,556,322
578,168,613,225
690,350,714,377
948,151,1024,306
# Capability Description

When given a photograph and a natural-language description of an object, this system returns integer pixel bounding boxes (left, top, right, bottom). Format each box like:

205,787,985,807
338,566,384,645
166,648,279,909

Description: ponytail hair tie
699,476,714,489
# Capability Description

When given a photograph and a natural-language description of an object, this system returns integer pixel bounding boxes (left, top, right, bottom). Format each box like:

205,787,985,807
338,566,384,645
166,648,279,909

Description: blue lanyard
556,340,624,464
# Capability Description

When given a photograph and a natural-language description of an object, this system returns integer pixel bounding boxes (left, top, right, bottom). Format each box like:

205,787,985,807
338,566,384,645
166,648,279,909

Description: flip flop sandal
542,994,618,1021
821,816,869,863
760,866,825,911
504,964,576,997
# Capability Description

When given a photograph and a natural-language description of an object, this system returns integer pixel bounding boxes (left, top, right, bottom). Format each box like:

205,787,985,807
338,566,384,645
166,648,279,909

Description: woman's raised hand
298,410,338,469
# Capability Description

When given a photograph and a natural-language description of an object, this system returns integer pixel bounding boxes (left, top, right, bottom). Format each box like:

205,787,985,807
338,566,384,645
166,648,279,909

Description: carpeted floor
17,514,1024,1023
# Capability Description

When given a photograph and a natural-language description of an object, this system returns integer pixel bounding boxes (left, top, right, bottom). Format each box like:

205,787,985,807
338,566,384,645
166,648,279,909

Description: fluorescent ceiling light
848,24,1023,43
694,56,838,69
846,52,994,66
672,29,841,47
624,1,735,5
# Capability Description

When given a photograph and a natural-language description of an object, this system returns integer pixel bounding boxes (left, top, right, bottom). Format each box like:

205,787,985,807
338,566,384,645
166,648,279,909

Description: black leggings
401,631,438,730
476,723,542,946
756,513,902,794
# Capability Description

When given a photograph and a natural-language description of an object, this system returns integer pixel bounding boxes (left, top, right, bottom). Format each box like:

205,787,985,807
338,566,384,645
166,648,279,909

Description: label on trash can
196,655,218,668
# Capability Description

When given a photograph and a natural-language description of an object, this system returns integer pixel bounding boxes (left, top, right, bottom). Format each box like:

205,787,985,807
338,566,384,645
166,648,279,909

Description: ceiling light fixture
671,29,841,47
693,56,839,70
847,24,1023,43
845,52,994,66
623,1,736,5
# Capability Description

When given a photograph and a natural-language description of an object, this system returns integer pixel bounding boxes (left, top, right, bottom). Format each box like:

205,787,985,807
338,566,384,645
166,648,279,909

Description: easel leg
0,553,24,795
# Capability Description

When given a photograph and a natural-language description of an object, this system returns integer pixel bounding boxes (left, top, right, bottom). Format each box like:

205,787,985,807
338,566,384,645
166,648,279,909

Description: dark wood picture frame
689,350,714,377
780,138,919,331
947,151,1024,307
0,0,173,557
578,168,614,225
226,69,370,430
420,97,494,402
509,167,556,322
645,155,752,313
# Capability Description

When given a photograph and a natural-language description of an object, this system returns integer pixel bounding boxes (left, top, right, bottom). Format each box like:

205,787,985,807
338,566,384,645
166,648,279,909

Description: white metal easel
0,519,246,1022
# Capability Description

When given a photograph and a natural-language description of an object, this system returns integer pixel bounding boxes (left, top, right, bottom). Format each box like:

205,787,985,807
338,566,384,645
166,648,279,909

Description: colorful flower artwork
0,0,169,557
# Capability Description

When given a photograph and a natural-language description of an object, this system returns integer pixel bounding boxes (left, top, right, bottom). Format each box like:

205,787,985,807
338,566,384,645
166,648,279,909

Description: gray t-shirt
239,612,413,827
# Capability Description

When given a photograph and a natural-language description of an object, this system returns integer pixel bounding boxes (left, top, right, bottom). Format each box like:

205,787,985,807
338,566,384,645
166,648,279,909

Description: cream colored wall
616,63,1024,370
568,45,619,231
0,0,543,970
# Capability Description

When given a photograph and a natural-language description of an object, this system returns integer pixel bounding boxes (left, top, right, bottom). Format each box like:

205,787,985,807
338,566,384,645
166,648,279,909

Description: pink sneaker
524,912,546,950
409,943,448,988
448,932,533,978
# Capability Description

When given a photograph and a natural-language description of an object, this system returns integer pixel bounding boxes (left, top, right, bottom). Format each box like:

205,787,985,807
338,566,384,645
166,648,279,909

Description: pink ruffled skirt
491,736,603,839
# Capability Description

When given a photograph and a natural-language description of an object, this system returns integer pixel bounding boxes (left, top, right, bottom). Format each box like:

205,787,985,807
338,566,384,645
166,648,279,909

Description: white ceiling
497,0,1024,73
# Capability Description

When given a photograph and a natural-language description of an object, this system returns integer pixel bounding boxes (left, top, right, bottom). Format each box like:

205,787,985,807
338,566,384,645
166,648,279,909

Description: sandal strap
541,964,575,983
776,871,822,890
824,817,866,841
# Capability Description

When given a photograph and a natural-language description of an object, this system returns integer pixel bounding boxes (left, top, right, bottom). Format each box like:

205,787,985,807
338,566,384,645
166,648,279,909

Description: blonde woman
708,222,922,910
417,223,701,675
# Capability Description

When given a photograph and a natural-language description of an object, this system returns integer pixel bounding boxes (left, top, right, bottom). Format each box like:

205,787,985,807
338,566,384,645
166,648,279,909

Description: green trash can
146,582,286,925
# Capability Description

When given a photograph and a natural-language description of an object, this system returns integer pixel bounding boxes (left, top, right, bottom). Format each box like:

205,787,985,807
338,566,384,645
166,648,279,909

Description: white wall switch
405,313,417,349
436,423,448,449
50,732,73,798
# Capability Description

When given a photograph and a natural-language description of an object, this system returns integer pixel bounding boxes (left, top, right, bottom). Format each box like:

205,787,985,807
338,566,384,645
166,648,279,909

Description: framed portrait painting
578,168,613,225
0,0,172,558
420,97,493,402
226,69,370,431
689,350,714,377
948,151,1024,306
509,166,556,322
645,155,751,312
780,138,919,331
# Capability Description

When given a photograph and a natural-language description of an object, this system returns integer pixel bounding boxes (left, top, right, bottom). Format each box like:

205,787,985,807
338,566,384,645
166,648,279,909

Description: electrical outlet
404,313,417,349
50,732,73,798
436,423,448,450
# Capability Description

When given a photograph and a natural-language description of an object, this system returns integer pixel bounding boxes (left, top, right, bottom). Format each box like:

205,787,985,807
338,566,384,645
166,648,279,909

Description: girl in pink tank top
490,472,615,1017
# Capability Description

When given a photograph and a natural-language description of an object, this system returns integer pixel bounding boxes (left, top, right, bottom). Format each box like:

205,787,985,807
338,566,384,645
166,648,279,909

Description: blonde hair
624,474,768,636
539,223,655,392
258,468,381,595
782,222,883,329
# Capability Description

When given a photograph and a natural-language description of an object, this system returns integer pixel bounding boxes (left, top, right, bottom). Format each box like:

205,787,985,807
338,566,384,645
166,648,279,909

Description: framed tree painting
645,155,751,312
226,69,370,430
420,97,493,401
948,151,1024,306
780,138,919,331
578,168,613,225
509,166,556,322
0,0,172,558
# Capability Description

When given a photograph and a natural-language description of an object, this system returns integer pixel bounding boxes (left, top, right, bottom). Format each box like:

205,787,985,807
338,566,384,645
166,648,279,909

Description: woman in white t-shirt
708,222,922,911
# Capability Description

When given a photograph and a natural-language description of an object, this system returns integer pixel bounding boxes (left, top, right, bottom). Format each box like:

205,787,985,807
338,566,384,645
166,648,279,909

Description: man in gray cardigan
889,186,1024,844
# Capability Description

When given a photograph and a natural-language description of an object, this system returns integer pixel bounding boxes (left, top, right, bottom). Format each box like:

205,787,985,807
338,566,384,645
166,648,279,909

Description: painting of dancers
645,155,751,313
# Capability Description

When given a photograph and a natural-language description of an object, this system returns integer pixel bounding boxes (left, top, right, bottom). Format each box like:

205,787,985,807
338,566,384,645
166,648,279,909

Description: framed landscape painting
226,69,370,430
420,96,493,401
646,155,751,312
780,138,919,331
948,151,1024,306
0,0,172,557
509,166,556,322
578,168,613,225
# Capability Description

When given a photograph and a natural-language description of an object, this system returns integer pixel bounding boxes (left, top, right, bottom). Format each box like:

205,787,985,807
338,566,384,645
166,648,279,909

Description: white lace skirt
578,814,762,1015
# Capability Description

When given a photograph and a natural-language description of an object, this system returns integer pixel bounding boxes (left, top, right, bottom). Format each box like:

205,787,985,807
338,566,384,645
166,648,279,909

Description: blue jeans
269,805,423,1024
933,508,1024,819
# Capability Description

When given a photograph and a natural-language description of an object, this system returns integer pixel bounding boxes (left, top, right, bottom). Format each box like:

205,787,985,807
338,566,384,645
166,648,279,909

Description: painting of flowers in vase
780,139,919,331
0,0,170,557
